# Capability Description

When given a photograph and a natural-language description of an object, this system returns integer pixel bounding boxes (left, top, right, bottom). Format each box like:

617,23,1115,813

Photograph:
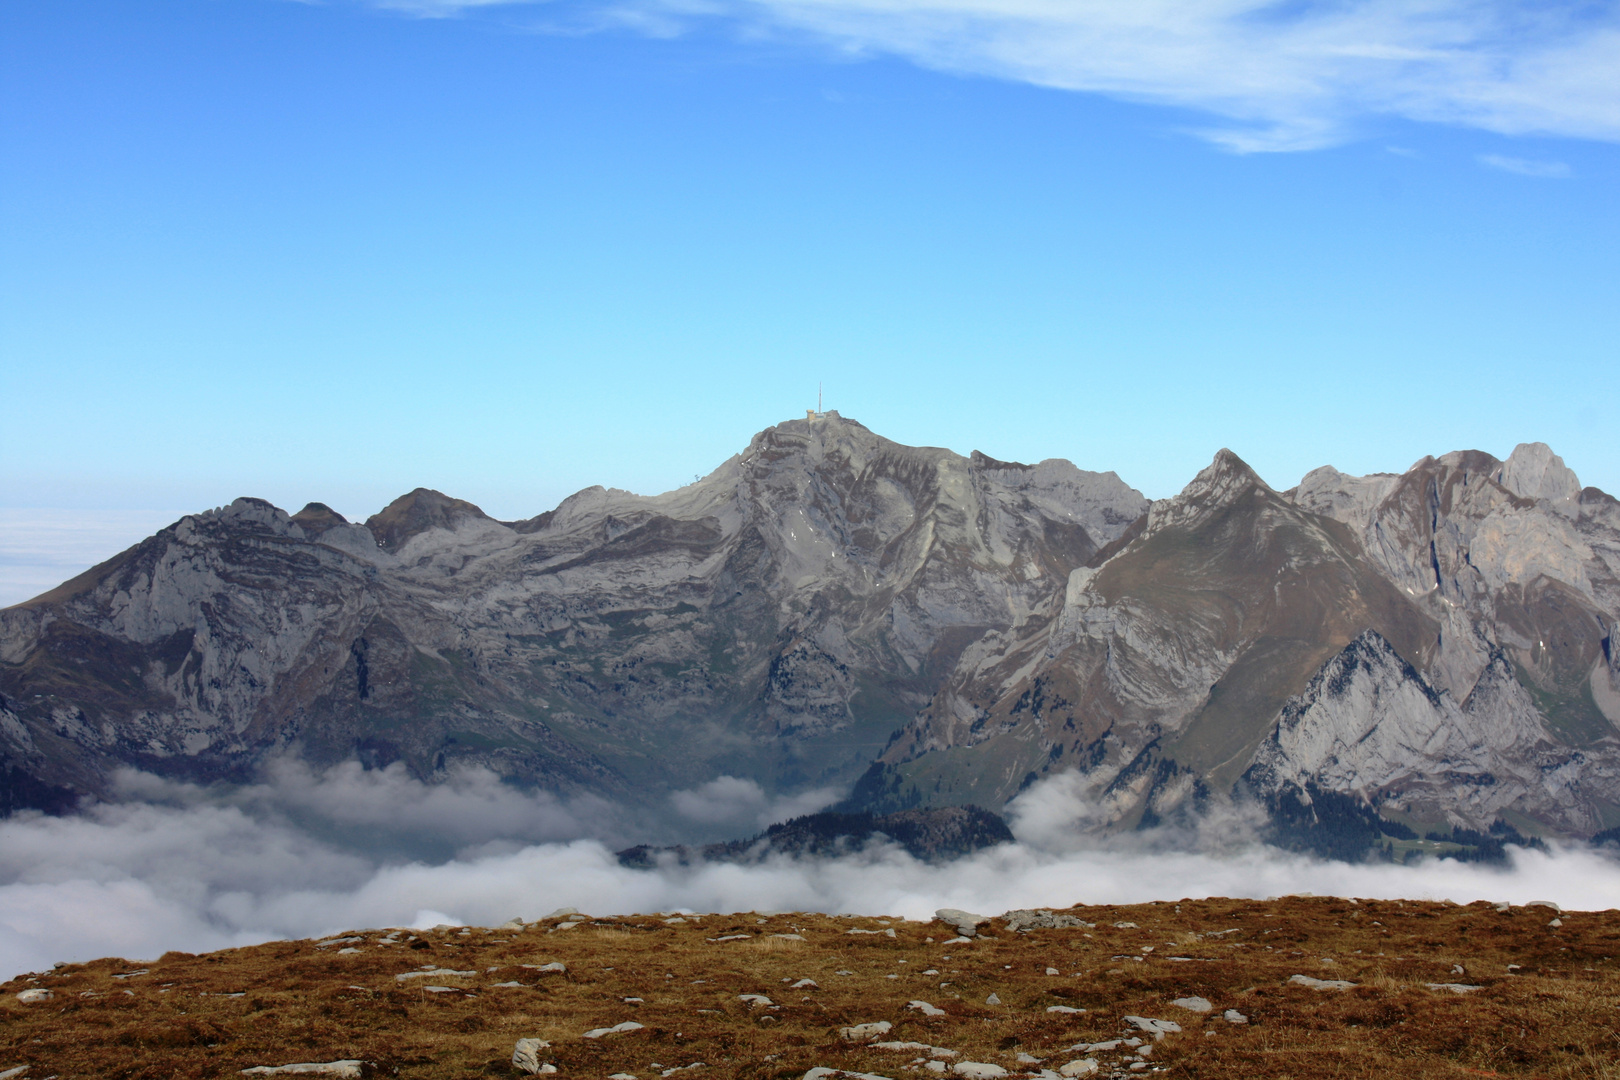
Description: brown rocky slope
3,898,1618,1079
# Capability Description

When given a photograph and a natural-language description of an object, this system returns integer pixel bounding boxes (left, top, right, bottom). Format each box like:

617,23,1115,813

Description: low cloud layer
0,508,185,608
3,765,1619,983
367,0,1620,151
669,775,841,831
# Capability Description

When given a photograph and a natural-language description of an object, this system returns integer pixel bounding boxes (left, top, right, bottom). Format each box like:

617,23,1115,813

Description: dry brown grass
2,896,1618,1079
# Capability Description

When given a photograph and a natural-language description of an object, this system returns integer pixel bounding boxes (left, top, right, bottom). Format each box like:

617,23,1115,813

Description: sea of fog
2,762,1618,982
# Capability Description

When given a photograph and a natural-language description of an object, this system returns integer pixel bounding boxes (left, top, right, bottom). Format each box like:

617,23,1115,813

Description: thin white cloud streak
362,0,1620,151
1479,153,1573,177
4,767,1619,982
0,509,183,609
669,774,842,829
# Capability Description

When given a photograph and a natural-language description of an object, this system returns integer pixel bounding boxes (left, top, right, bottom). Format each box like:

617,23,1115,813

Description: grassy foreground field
3,896,1618,1079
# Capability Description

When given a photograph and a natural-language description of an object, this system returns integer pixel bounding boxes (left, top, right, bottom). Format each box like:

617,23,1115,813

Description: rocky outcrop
616,804,1014,866
0,414,1145,832
857,448,1439,825
2,421,1616,846
1245,630,1619,835
854,443,1620,842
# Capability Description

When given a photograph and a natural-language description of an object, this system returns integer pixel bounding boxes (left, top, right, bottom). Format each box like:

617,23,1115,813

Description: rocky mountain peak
364,488,494,553
1495,442,1582,504
1145,447,1269,533
290,502,350,536
3,426,1616,851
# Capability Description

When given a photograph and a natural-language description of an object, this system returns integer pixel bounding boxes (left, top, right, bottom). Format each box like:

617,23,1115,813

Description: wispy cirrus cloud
1479,153,1573,178
357,0,1620,152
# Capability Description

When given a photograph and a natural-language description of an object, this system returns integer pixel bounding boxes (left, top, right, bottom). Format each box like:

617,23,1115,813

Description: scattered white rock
984,993,1001,1005
801,1069,893,1080
1526,901,1561,913
1002,910,1095,931
0,1066,27,1079
1045,967,1060,976
512,1037,555,1075
1170,996,1212,1013
1046,1006,1085,1015
239,1063,365,1077
111,970,148,979
935,909,991,938
336,948,361,955
1015,1053,1042,1064
584,1022,646,1039
609,1074,638,1079
1288,974,1356,990
871,1042,956,1058
1058,1060,1099,1077
491,981,524,989
739,994,774,1007
1223,1010,1248,1024
1112,922,1138,930
840,1021,893,1041
1122,1016,1181,1038
523,962,567,973
907,1000,946,1017
315,936,361,949
942,937,973,945
1426,983,1485,993
707,934,751,942
792,979,819,989
543,907,581,920
15,989,52,1004
952,1062,1007,1078
773,934,806,941
395,969,476,981
1549,917,1564,928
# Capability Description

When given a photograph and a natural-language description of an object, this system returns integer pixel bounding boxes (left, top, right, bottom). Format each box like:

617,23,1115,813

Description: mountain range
3,414,1616,855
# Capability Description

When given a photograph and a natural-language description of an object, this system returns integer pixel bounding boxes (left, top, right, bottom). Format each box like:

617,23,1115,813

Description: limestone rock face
3,421,1617,845
1495,443,1583,505
0,415,1145,830
862,448,1440,827
1245,631,1618,835
856,444,1620,841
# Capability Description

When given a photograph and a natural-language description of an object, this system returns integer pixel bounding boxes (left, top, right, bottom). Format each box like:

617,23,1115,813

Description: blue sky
2,0,1617,601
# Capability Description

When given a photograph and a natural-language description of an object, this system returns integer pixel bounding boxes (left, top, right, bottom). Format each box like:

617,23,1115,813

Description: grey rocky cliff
1245,630,1618,835
0,415,1145,833
4,422,1617,848
855,444,1620,843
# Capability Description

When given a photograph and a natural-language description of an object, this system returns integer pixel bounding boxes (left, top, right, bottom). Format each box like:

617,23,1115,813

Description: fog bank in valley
2,763,1616,982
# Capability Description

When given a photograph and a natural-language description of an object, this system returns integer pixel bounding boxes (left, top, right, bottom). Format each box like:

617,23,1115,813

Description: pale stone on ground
239,1063,364,1077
